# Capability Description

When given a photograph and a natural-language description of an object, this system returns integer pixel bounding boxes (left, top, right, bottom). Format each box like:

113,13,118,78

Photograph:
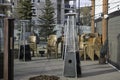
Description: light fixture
104,14,109,19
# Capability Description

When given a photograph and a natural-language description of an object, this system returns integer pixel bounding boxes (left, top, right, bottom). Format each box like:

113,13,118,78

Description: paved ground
14,57,120,80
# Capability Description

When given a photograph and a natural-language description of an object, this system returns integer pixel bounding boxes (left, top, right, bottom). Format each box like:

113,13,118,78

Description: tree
16,0,34,32
77,7,91,26
39,0,56,41
17,0,33,20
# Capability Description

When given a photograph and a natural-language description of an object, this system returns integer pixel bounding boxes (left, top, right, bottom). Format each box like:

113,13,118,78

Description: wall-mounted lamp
104,14,109,19
99,13,109,19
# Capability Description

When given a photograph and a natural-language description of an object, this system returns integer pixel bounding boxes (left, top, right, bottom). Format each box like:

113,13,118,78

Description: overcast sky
69,0,91,8
78,0,91,7
95,0,120,19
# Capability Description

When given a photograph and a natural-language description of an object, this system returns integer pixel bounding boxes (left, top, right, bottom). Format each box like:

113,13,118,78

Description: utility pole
99,0,108,64
102,0,108,44
91,0,95,33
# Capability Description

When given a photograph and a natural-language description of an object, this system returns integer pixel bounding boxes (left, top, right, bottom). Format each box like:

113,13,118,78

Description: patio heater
18,20,31,61
63,12,81,77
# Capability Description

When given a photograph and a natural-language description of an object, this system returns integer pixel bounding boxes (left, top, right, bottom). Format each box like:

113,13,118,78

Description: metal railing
0,0,12,6
0,0,11,3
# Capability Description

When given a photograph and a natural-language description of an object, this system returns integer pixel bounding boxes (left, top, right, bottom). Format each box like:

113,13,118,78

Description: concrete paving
14,57,120,80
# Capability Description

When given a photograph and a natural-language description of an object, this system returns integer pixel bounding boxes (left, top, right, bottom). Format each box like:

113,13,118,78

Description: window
32,0,35,3
38,0,40,3
32,9,36,15
0,0,4,3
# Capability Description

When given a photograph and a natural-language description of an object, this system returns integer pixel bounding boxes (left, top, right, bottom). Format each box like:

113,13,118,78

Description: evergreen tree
17,0,33,20
17,0,33,32
77,7,91,26
39,0,56,40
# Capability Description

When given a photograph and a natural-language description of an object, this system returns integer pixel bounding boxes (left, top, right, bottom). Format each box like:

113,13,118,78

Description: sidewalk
14,57,120,80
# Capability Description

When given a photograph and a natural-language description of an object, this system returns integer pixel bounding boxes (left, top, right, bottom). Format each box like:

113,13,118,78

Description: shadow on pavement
81,64,116,77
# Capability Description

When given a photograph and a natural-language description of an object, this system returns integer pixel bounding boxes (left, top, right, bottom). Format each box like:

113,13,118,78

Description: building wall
95,20,102,34
13,0,70,24
30,0,70,25
0,0,12,17
79,26,91,34
95,11,120,69
108,14,120,68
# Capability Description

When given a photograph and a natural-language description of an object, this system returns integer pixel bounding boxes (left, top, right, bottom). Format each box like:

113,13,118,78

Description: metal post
73,0,76,12
4,18,14,80
22,22,26,61
18,21,22,60
77,0,80,34
61,0,65,24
